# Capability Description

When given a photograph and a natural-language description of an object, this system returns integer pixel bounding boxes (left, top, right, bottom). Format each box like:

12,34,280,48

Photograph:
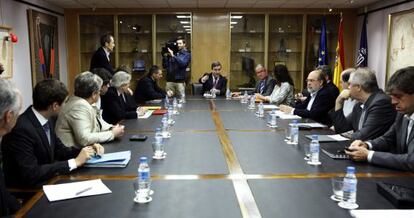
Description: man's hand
167,90,174,97
255,93,266,101
75,146,95,167
295,93,307,102
349,140,368,149
112,124,124,138
335,89,351,110
167,48,174,57
127,88,133,95
280,105,293,114
231,92,241,98
137,107,148,116
201,75,209,83
91,143,105,156
345,146,369,162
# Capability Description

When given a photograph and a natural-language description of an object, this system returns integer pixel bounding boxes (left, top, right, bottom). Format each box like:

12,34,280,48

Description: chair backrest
192,83,203,95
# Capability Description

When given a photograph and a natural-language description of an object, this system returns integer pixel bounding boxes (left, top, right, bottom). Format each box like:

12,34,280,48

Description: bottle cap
293,120,298,124
346,166,355,173
139,157,147,163
312,135,318,140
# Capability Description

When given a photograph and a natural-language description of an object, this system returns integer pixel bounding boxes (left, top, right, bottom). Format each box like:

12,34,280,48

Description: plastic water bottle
226,88,231,100
241,91,248,103
155,127,163,145
308,135,321,165
161,116,171,138
249,95,256,109
257,102,264,117
164,96,169,108
153,128,165,158
167,106,174,125
339,166,358,209
172,97,178,114
181,93,186,103
211,89,216,98
288,120,299,145
269,112,277,128
137,157,151,200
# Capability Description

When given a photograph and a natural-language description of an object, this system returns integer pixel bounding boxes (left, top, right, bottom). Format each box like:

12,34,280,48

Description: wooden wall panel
65,10,80,94
191,13,230,83
342,11,357,68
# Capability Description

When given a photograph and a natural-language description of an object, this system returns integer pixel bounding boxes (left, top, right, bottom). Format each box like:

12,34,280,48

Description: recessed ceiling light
231,15,243,19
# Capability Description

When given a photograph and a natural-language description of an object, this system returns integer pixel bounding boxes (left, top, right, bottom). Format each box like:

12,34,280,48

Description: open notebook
84,150,131,168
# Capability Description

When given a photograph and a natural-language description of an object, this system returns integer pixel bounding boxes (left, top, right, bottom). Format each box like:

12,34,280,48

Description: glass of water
331,177,344,202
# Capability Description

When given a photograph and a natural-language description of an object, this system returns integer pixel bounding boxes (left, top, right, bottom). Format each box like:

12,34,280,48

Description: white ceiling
43,0,380,9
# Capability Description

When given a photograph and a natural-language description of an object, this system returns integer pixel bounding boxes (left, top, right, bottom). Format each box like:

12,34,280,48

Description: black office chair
192,83,203,95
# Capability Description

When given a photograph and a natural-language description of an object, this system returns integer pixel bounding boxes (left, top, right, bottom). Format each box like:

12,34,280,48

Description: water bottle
308,135,321,165
211,89,216,98
181,93,186,103
226,88,231,100
137,157,151,200
257,102,264,117
167,106,174,125
172,97,179,114
164,96,169,108
339,166,358,209
288,120,299,145
153,128,165,158
241,91,248,103
161,116,171,138
249,95,256,110
269,112,277,128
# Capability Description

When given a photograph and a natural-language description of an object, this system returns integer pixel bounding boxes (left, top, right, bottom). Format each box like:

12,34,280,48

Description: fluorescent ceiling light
183,25,191,28
231,15,243,19
180,21,190,24
230,21,238,25
177,15,191,19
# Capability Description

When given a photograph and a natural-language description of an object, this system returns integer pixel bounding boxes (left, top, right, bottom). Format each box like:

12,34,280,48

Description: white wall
0,0,67,109
357,0,414,89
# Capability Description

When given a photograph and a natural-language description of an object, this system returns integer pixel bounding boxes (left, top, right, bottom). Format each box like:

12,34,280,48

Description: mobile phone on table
129,134,147,141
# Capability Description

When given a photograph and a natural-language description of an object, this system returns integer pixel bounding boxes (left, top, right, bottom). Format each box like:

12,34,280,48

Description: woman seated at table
101,71,147,124
255,64,294,106
199,61,227,96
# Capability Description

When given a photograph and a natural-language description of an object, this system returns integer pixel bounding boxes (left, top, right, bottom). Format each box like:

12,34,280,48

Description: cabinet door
79,15,114,72
230,14,265,90
304,14,340,89
268,15,303,91
155,14,192,89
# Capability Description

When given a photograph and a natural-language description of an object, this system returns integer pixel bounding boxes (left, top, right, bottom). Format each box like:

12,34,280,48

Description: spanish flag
333,16,345,91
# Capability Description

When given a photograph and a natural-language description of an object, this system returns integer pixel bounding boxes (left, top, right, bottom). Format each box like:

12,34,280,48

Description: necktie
43,122,51,146
407,118,413,145
358,105,366,130
259,81,265,94
213,77,218,88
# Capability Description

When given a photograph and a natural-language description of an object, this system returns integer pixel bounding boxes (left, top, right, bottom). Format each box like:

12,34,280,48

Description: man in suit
279,69,335,125
0,79,22,216
347,66,414,171
1,79,104,188
56,72,124,148
90,34,115,75
199,61,228,96
134,65,173,104
330,68,396,140
91,67,112,109
254,64,276,96
317,65,340,101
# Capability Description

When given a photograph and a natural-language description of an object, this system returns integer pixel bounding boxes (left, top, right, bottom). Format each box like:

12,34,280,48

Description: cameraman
162,36,191,98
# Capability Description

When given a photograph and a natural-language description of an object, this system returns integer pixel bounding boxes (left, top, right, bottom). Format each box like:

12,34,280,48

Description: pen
75,187,92,196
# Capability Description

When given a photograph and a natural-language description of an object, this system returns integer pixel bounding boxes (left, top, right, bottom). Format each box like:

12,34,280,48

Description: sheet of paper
297,123,327,128
43,179,111,202
350,209,414,218
142,106,161,110
274,111,301,119
86,150,131,164
145,99,162,104
263,104,279,110
328,134,350,141
138,110,153,119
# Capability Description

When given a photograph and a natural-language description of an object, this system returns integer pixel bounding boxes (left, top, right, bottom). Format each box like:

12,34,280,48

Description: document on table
297,123,327,128
138,110,153,119
263,104,279,110
306,134,350,142
142,106,162,110
85,150,131,168
274,111,301,119
43,179,111,202
350,209,414,218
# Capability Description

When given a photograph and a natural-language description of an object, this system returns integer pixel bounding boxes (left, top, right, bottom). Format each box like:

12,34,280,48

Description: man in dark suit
1,79,104,188
199,61,228,96
134,65,172,104
317,65,340,101
0,79,22,217
279,69,335,125
254,64,276,96
90,34,115,75
347,66,414,171
330,68,396,140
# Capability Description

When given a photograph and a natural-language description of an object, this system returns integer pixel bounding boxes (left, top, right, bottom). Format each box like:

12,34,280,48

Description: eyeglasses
306,79,319,82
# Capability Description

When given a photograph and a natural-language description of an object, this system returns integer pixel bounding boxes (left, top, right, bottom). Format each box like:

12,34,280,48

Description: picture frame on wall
386,8,414,83
27,9,59,87
0,25,13,79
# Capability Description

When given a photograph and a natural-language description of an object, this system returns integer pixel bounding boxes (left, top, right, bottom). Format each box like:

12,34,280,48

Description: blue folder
85,151,131,168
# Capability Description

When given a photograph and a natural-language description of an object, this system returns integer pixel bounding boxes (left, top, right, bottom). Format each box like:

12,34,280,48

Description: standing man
134,65,173,104
199,61,228,96
0,79,22,216
254,64,276,96
90,34,115,75
1,79,104,188
346,66,414,171
163,36,191,98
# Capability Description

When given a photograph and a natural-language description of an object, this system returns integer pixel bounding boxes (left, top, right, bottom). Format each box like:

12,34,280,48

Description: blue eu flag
317,17,328,67
357,14,368,67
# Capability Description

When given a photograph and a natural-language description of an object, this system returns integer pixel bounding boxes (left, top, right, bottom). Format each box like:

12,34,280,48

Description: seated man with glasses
199,61,227,96
279,69,335,125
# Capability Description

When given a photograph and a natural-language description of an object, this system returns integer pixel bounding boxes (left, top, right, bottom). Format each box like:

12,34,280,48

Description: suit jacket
369,113,414,171
101,87,137,125
294,86,335,125
0,167,20,217
1,107,80,188
56,96,114,148
199,73,227,96
134,75,166,104
330,90,396,141
90,47,114,75
255,76,277,96
325,81,340,101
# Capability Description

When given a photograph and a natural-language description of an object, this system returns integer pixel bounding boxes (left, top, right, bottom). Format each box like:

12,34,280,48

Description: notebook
321,147,350,160
84,151,131,168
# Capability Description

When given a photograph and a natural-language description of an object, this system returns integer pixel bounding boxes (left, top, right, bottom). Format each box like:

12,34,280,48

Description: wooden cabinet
230,14,265,90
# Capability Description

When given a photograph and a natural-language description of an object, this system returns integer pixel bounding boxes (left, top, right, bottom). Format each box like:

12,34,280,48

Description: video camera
161,40,179,57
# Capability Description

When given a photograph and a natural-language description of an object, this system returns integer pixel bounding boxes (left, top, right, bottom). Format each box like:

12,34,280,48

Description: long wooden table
16,97,414,218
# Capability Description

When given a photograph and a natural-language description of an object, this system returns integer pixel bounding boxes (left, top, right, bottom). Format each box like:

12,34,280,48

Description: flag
356,14,368,67
333,16,345,90
317,17,328,67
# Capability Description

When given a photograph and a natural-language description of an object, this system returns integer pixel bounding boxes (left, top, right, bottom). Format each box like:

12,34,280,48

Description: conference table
16,97,414,218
